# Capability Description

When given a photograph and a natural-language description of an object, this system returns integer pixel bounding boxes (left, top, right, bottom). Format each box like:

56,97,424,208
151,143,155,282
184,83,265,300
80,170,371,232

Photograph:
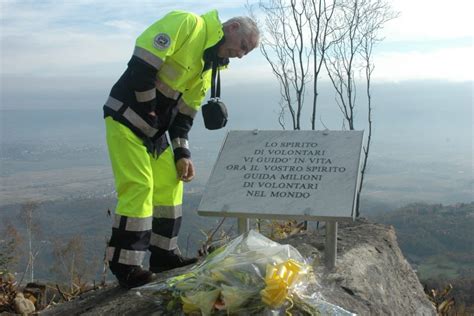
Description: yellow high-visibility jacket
103,10,228,159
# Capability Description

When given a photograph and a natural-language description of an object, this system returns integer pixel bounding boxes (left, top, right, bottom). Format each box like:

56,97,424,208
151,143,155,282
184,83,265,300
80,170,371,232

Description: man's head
218,16,260,59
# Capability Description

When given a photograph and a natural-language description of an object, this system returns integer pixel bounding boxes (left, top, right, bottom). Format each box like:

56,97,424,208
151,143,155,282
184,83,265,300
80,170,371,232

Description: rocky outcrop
281,219,436,315
40,219,435,315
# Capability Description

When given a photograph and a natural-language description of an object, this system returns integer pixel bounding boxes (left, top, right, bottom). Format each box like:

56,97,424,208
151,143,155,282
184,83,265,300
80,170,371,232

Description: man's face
217,22,257,59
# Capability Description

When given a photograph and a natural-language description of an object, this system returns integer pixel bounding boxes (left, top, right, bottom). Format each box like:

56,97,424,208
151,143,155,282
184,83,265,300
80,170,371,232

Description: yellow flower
260,259,308,308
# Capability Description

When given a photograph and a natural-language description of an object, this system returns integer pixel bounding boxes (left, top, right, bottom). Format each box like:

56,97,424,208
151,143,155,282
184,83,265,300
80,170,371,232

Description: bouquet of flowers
143,230,355,315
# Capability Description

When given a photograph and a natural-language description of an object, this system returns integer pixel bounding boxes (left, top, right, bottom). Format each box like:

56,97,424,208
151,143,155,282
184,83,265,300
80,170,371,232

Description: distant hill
368,202,474,312
0,193,237,282
369,202,474,279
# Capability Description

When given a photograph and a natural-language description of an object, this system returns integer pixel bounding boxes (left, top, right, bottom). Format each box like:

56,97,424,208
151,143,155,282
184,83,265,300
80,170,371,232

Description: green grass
417,255,467,280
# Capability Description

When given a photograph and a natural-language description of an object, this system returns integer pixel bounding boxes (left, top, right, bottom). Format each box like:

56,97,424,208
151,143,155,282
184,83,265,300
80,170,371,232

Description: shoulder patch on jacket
153,33,171,50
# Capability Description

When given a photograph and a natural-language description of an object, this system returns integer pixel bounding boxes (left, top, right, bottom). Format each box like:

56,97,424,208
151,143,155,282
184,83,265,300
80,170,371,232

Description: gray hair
224,16,260,45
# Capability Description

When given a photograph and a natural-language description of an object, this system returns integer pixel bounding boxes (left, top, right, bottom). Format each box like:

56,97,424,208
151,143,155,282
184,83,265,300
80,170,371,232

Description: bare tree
0,220,23,272
101,237,109,286
254,0,340,130
306,0,339,129
255,0,397,217
257,0,312,130
51,235,93,293
325,0,398,216
19,201,42,283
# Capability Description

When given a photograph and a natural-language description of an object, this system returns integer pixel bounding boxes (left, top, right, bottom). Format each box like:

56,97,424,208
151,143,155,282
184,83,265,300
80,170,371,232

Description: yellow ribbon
260,259,307,308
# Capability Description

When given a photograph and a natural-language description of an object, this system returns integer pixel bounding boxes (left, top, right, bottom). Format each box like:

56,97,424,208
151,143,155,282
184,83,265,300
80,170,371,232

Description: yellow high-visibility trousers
105,117,183,270
105,117,183,217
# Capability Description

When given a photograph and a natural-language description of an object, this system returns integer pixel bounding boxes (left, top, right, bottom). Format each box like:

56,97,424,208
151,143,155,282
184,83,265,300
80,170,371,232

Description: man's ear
229,21,240,32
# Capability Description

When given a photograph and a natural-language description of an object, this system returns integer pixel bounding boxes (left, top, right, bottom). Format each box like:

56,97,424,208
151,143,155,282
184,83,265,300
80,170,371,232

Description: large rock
13,292,36,315
280,218,436,315
40,219,435,315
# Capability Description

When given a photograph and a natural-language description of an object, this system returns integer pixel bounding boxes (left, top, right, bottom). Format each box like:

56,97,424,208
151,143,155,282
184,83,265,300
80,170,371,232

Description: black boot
150,253,198,273
113,265,157,289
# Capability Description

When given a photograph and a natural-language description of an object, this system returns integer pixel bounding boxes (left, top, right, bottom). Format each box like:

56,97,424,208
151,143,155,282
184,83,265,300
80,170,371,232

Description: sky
0,0,473,147
0,0,472,206
0,0,473,87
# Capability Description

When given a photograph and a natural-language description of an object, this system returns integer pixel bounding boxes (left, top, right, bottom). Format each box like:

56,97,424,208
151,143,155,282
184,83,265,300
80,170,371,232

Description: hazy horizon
0,79,472,209
1,1,472,209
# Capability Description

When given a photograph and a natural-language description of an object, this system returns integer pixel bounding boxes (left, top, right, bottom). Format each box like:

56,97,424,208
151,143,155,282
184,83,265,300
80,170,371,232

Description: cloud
0,1,253,76
1,30,135,76
1,0,473,83
382,0,473,41
103,20,144,32
373,46,474,82
227,44,474,85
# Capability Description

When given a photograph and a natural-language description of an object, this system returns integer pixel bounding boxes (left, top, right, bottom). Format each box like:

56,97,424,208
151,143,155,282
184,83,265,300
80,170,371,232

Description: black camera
202,99,228,130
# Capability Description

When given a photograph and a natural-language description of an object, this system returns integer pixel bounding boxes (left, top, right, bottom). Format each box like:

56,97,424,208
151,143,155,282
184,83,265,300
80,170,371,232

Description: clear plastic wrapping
140,230,355,315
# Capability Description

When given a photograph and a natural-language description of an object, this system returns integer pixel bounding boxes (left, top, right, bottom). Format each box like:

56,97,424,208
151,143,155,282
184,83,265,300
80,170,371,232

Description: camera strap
202,54,228,130
210,57,221,100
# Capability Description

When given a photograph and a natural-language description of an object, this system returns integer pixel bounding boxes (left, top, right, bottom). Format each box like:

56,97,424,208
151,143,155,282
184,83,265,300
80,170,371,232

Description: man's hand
176,158,195,182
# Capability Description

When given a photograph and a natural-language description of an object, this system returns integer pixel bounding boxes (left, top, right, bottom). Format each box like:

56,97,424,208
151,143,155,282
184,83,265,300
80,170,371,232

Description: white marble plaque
198,130,364,220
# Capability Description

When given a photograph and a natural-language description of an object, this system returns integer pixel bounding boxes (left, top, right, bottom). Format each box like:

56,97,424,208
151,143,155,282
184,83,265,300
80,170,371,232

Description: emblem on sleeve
153,33,171,50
